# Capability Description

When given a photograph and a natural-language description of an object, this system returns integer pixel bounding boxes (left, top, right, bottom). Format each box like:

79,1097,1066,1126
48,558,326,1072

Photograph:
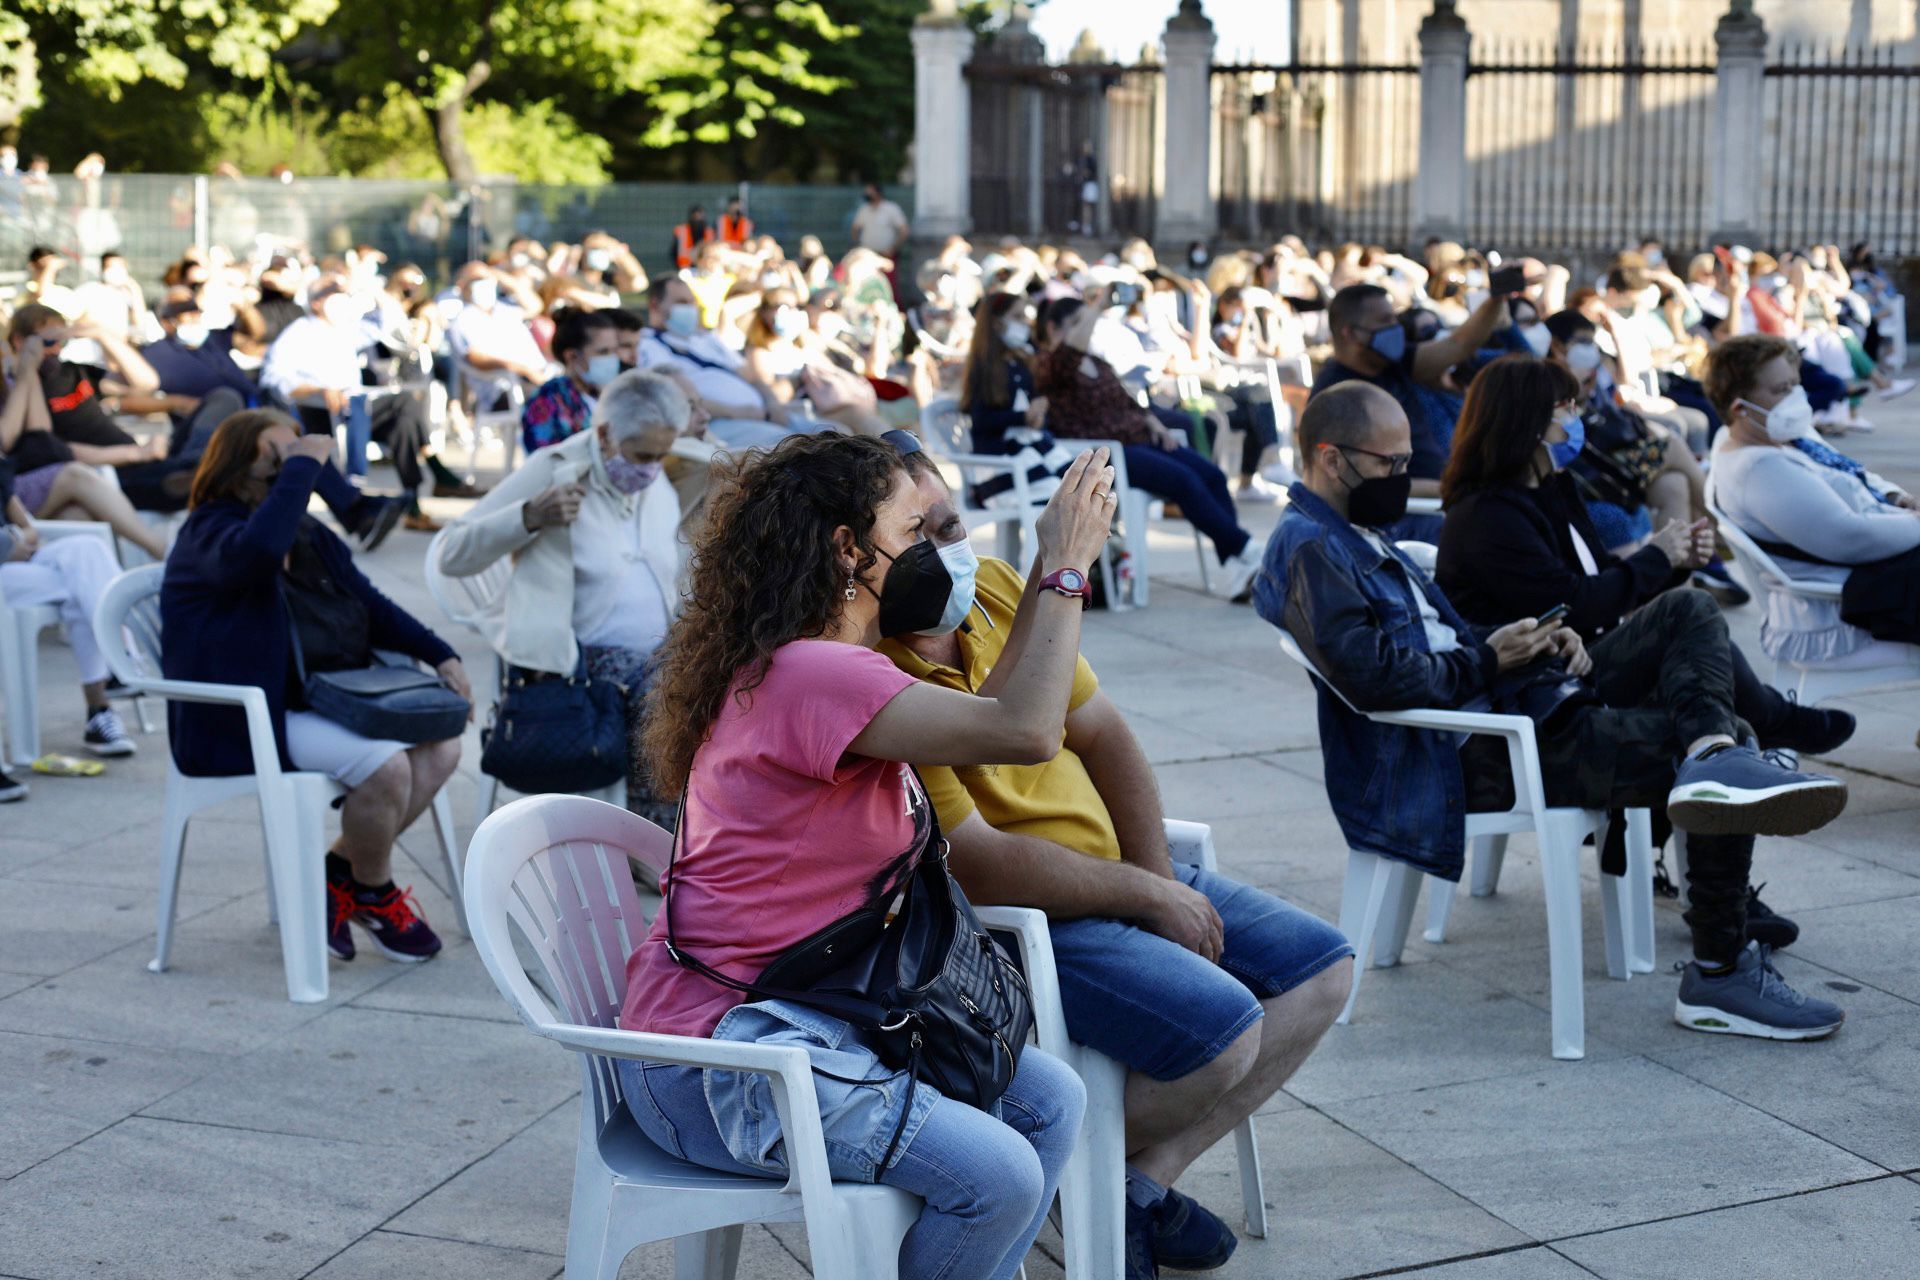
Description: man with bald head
1252,381,1853,1043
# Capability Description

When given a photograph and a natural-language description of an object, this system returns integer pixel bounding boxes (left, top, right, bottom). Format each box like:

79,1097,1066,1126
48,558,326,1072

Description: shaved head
1299,382,1405,457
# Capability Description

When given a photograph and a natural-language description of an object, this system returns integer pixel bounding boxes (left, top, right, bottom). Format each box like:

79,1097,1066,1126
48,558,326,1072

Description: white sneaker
1259,460,1298,487
83,708,136,758
1235,475,1283,504
1216,549,1263,603
1879,377,1914,401
1848,415,1877,433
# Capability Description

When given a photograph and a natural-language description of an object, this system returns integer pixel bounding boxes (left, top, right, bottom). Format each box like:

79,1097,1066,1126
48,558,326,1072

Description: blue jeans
1046,863,1353,1081
1121,443,1249,562
618,1046,1085,1280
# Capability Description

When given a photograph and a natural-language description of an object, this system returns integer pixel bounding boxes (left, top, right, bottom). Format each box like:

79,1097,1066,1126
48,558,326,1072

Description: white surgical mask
1565,340,1602,375
1001,319,1031,350
1744,386,1813,442
922,539,981,636
174,323,210,349
771,308,806,340
1518,323,1551,357
585,248,614,273
583,353,622,387
468,278,498,309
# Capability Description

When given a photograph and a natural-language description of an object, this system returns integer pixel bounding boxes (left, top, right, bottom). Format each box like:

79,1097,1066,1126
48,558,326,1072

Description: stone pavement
1,409,1917,1280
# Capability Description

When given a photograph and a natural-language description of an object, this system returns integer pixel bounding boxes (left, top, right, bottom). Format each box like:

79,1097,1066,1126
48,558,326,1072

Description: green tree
638,0,858,179
324,0,713,184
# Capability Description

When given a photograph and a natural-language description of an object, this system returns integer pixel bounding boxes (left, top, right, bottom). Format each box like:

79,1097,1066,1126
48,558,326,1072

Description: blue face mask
665,303,701,337
583,353,622,388
1547,410,1586,471
1368,322,1407,364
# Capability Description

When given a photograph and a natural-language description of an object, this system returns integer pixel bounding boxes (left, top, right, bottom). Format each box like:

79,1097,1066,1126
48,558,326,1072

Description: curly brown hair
1703,334,1799,424
641,432,908,797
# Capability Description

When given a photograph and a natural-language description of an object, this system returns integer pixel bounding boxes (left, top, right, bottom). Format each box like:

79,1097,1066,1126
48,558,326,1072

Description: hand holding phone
1532,602,1570,630
1490,264,1527,297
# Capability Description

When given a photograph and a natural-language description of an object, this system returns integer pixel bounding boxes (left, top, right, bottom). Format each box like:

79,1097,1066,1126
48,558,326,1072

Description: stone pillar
1414,2,1470,243
1708,1,1767,245
912,14,975,240
1158,0,1216,248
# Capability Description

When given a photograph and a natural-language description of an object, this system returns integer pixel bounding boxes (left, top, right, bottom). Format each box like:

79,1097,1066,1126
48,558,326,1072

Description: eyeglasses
1331,444,1412,475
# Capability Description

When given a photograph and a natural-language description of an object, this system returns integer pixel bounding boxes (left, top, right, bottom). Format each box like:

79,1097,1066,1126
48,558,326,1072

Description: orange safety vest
673,222,715,268
718,212,753,246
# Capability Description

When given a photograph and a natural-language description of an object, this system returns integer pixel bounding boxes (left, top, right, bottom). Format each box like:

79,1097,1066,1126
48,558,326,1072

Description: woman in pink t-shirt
622,432,1115,1280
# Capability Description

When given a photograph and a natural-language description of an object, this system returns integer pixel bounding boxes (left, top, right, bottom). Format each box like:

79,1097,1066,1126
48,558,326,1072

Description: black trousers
297,395,430,494
115,386,249,513
1470,589,1755,963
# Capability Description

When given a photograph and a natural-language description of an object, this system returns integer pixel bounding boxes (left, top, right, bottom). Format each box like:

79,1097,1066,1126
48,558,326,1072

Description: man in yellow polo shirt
880,441,1353,1278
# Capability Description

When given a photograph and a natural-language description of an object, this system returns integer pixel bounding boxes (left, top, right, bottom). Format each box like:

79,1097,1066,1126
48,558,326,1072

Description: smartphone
1532,603,1570,630
1489,264,1527,297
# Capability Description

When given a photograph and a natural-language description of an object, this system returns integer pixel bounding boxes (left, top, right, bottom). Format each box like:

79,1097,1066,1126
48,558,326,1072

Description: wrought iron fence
1763,43,1920,256
1464,39,1716,258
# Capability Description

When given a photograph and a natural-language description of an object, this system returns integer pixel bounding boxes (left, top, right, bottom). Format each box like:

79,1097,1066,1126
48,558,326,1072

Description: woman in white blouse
438,370,689,822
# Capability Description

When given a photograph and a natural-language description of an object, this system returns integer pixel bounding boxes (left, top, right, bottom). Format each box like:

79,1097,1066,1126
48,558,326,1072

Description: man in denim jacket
1254,381,1853,1043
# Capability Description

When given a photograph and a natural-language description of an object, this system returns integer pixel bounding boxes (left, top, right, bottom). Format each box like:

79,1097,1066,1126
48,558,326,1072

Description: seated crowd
2,215,1913,1280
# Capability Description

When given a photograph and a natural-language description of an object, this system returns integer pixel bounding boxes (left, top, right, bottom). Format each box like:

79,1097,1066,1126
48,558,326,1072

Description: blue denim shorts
1047,863,1352,1082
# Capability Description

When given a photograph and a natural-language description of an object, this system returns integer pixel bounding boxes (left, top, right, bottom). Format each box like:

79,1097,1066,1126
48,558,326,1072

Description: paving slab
1555,1174,1920,1280
142,1004,576,1153
308,1229,562,1279
1392,1246,1599,1278
349,940,526,1023
0,1115,471,1280
1324,1056,1881,1240
1786,895,1920,1005
384,1101,580,1255
1646,1008,1920,1171
0,1029,221,1179
0,876,230,978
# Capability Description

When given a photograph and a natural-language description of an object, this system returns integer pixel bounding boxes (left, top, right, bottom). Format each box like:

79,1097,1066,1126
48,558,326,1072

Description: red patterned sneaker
350,884,442,962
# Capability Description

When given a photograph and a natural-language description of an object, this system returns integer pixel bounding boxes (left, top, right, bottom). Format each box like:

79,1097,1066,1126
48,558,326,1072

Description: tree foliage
8,0,333,100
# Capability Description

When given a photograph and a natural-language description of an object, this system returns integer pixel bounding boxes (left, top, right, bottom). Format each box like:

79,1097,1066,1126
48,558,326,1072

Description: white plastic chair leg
1626,809,1656,974
1598,860,1631,983
1335,850,1415,1024
1423,876,1458,943
1057,1049,1128,1280
673,1225,744,1280
1,613,40,765
1670,830,1691,909
475,772,500,835
1471,833,1508,897
563,1143,615,1280
1372,862,1423,969
267,783,332,1004
1231,1117,1268,1238
130,693,156,734
430,790,462,896
148,776,194,975
1536,812,1591,1061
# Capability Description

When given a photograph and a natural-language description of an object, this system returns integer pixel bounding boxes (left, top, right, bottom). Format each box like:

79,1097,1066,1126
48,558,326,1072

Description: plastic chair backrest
424,527,512,634
1703,496,1830,598
919,395,970,458
1278,630,1363,715
1395,539,1439,574
464,794,673,1133
95,563,165,687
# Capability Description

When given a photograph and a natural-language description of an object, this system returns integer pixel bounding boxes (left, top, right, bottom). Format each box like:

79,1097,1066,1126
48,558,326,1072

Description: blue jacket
1253,484,1498,880
160,455,455,777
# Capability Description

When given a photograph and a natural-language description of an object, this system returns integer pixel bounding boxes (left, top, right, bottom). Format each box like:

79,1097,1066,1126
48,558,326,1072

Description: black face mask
1342,466,1412,529
875,541,954,638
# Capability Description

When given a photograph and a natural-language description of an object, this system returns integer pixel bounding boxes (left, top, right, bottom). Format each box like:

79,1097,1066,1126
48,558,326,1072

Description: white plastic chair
1707,497,1920,704
1277,630,1653,1061
976,818,1265,1280
94,565,464,1004
917,397,1042,570
423,529,623,828
462,794,920,1279
0,520,126,767
452,359,525,477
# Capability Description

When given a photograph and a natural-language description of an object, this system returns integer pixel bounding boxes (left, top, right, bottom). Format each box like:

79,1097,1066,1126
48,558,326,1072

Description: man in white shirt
447,265,550,410
635,278,795,452
851,184,910,256
263,277,480,530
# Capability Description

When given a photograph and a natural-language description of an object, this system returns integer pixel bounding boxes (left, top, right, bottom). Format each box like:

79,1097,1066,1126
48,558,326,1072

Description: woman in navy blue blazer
163,410,467,963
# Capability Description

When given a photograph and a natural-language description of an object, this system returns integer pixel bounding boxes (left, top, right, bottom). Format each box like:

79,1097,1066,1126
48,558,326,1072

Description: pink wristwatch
1037,567,1091,606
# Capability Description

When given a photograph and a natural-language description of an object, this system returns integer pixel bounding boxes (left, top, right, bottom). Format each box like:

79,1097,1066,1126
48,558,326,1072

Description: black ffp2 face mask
1344,471,1412,529
875,541,954,638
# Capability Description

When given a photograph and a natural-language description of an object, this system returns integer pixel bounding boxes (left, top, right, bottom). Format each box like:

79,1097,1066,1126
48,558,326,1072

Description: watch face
1056,569,1086,591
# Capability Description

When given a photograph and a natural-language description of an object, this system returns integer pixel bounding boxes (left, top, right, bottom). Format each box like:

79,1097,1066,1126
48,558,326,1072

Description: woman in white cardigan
438,369,690,823
1705,336,1920,668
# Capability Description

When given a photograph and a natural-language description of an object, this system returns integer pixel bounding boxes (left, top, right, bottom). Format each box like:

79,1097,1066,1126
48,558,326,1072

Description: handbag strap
279,582,311,687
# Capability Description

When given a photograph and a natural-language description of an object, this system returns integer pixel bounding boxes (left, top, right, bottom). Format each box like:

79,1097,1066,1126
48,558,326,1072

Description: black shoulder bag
662,777,1034,1169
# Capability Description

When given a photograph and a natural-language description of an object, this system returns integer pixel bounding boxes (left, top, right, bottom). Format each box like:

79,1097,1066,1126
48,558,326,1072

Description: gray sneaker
1666,743,1847,837
1674,943,1845,1041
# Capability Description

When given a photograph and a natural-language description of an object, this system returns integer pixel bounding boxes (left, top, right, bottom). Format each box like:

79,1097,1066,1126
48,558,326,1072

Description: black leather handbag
663,785,1033,1167
283,595,470,746
479,656,629,795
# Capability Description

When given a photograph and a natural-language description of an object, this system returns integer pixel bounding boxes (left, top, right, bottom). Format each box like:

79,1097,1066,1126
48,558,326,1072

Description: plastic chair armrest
973,906,1073,1056
1368,708,1534,737
34,520,115,546
540,1023,837,1199
1162,818,1215,870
